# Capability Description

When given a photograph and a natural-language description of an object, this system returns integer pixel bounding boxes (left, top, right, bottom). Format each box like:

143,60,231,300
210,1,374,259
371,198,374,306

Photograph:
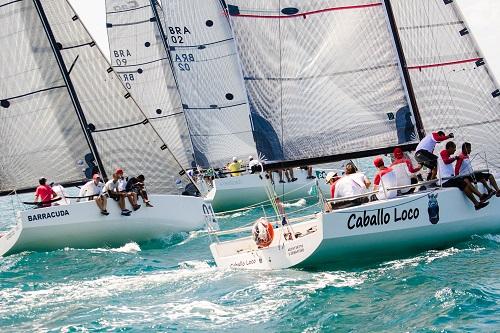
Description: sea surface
0,189,499,332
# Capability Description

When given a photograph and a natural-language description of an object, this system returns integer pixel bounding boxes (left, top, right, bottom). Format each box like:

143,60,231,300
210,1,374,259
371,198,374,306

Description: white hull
1,195,214,256
206,168,332,212
210,186,500,269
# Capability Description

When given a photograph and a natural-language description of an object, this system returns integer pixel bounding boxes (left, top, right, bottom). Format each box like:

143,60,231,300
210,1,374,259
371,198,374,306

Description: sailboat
105,0,333,212
207,0,500,269
0,0,217,256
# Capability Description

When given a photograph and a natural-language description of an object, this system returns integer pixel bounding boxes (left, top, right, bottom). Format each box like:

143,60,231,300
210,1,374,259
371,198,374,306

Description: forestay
0,0,191,195
105,0,194,169
0,0,90,192
161,0,257,167
226,0,420,162
390,0,500,172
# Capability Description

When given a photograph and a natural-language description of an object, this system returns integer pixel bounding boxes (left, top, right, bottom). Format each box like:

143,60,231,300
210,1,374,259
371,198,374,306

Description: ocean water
0,193,499,332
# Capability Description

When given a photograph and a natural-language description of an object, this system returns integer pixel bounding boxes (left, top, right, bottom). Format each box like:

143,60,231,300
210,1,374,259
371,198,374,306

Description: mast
149,0,197,165
32,0,108,180
382,0,426,140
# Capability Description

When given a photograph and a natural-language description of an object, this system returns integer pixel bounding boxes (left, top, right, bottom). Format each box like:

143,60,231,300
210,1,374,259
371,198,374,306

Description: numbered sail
161,0,257,167
390,0,500,171
0,0,90,192
105,0,194,169
1,0,191,194
226,0,419,163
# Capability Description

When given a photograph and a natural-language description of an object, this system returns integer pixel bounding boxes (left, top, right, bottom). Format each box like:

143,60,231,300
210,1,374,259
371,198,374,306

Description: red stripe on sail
407,58,482,70
232,3,382,19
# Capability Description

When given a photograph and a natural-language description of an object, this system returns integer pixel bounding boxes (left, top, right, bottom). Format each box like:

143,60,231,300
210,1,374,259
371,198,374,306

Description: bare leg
463,184,480,206
487,175,500,192
119,196,126,210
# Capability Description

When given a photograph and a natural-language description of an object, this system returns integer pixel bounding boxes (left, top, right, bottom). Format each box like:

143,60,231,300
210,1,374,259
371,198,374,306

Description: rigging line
0,0,21,9
1,85,66,102
170,37,234,50
407,57,482,70
278,0,285,160
231,2,382,19
244,63,398,81
439,118,500,131
106,4,150,14
183,102,247,110
91,119,148,133
67,55,79,75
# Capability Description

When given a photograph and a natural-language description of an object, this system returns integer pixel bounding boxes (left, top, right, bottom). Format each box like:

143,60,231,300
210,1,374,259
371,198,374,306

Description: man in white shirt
78,174,109,215
104,173,133,216
334,162,371,206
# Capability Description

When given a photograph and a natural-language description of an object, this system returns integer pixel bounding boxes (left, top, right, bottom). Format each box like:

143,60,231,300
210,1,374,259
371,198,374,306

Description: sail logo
27,210,69,222
427,193,439,224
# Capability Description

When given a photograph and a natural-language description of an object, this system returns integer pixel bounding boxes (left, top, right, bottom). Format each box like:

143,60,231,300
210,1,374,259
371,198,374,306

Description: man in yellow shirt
228,157,242,177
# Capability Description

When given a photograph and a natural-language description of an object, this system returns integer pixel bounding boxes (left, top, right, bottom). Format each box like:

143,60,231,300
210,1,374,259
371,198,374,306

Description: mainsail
389,0,500,171
0,0,191,194
161,0,257,167
225,0,421,164
105,0,194,169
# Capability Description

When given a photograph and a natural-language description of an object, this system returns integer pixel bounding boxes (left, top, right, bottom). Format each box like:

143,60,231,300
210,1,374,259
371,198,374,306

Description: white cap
232,156,237,162
248,155,253,161
325,171,338,183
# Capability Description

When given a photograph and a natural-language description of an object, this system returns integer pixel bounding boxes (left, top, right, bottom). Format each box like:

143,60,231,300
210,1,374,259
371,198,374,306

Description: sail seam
399,21,463,31
170,37,234,49
0,0,22,9
1,85,66,102
230,3,382,19
106,4,150,14
149,111,184,120
113,57,168,70
190,130,253,137
244,63,398,81
61,42,94,50
92,119,148,133
184,102,247,110
108,18,151,27
408,58,481,70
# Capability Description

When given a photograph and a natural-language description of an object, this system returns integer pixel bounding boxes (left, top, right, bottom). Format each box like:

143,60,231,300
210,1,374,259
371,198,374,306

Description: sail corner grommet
492,89,500,98
206,20,213,27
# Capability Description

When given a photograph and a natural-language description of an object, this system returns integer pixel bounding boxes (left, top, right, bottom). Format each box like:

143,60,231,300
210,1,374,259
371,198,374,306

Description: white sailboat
105,0,332,212
0,0,216,256
208,0,500,269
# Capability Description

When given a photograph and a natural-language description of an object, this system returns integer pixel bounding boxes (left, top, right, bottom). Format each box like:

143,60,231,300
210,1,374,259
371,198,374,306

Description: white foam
283,198,307,207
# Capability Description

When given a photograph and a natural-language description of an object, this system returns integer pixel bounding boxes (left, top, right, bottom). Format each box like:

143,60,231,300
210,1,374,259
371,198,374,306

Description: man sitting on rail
455,142,500,198
34,177,57,208
438,141,489,210
390,147,422,194
78,174,109,215
372,157,397,200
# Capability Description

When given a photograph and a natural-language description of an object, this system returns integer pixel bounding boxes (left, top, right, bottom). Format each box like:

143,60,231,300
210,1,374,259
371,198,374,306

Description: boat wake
282,198,307,208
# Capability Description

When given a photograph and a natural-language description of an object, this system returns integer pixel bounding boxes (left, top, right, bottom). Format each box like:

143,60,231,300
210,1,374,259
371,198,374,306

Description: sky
68,0,500,79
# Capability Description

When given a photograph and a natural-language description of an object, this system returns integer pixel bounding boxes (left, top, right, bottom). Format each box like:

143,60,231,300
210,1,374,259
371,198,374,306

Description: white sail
105,0,194,169
390,0,500,171
0,0,193,194
0,0,90,192
226,0,420,162
161,0,257,167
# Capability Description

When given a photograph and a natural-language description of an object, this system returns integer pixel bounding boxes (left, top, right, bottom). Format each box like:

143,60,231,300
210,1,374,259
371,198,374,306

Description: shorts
461,172,491,183
442,177,467,191
415,150,437,169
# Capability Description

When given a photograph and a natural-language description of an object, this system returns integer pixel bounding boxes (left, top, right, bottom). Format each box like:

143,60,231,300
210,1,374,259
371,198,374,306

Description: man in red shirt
34,177,57,208
438,142,489,210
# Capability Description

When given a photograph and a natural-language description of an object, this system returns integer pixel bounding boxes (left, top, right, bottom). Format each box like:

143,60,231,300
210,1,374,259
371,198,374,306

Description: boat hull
210,186,500,269
4,194,214,255
207,168,332,212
